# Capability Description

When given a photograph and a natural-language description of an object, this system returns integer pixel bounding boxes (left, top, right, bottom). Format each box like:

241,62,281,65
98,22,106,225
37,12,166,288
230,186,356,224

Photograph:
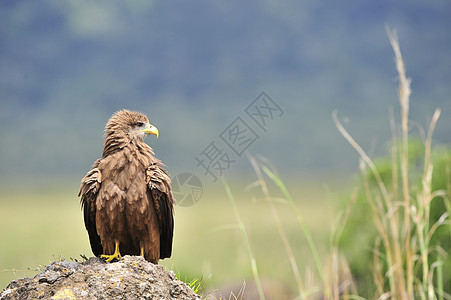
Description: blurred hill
0,0,450,183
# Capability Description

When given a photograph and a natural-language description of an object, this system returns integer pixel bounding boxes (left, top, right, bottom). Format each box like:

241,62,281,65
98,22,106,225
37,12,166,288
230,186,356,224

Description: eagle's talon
101,242,121,262
100,254,121,262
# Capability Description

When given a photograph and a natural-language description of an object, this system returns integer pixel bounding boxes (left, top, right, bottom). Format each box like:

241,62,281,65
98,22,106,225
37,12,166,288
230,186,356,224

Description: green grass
0,178,336,292
0,184,92,288
162,179,335,293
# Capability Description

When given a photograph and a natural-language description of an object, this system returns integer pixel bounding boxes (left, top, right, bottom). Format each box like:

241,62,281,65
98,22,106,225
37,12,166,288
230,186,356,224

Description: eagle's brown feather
78,109,174,264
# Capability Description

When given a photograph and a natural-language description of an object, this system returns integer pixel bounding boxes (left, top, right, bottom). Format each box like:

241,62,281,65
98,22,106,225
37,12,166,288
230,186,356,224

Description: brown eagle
78,109,174,264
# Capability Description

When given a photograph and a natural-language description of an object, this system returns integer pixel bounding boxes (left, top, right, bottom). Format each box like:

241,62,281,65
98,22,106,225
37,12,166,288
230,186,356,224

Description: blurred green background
1,0,450,292
0,178,339,292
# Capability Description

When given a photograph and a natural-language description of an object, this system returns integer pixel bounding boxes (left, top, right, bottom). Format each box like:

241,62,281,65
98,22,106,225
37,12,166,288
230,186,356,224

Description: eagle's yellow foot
140,247,145,257
101,242,121,262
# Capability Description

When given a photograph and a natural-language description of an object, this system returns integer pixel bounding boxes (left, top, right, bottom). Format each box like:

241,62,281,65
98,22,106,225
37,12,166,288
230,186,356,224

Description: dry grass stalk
334,26,447,299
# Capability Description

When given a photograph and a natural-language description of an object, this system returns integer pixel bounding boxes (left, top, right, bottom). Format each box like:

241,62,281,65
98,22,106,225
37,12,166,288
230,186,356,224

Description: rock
1,256,200,300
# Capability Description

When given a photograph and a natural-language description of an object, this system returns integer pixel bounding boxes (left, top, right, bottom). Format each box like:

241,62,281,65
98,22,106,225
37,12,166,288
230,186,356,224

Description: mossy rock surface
1,256,200,300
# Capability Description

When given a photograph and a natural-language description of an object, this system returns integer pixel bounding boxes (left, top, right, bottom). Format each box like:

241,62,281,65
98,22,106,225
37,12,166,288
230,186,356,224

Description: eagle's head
105,109,159,143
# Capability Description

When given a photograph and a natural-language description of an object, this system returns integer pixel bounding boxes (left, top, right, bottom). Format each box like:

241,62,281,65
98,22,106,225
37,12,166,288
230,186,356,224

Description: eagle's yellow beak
141,124,159,138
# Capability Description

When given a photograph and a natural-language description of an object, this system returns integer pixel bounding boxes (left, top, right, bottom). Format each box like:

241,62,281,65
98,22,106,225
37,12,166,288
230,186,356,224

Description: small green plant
187,278,204,295
171,267,210,298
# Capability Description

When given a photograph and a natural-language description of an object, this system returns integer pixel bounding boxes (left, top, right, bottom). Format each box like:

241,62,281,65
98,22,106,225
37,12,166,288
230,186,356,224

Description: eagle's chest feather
97,145,153,212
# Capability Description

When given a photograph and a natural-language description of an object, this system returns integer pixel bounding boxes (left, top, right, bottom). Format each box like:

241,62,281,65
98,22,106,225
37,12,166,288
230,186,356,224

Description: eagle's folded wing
79,159,103,256
146,164,174,259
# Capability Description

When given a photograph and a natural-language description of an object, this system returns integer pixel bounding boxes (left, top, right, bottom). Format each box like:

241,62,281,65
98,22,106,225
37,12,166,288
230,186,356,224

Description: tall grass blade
259,164,324,281
247,153,305,296
221,177,266,300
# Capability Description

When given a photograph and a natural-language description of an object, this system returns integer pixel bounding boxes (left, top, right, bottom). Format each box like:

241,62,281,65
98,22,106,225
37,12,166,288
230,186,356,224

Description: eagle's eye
136,121,145,127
